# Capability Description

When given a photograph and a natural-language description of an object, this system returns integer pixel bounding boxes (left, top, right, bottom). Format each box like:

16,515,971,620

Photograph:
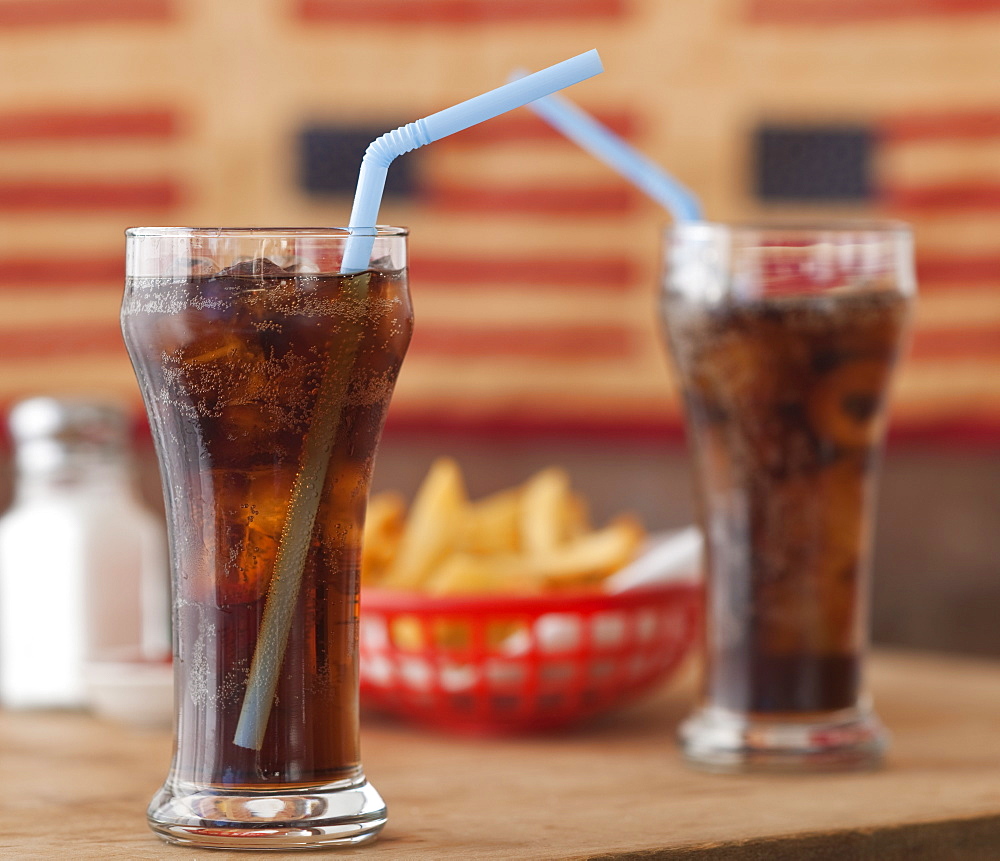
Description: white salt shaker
0,396,169,708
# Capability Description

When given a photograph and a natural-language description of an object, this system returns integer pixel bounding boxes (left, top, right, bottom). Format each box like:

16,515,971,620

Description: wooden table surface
3,649,1000,860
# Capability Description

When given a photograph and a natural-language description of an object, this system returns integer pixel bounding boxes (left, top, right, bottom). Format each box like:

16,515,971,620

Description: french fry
361,492,406,585
379,458,466,590
426,554,537,649
562,492,591,541
526,516,645,588
520,467,575,556
458,488,522,555
367,460,646,609
426,553,543,596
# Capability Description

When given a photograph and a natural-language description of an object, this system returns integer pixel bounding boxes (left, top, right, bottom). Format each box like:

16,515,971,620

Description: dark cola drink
666,287,909,713
124,229,411,846
662,223,915,772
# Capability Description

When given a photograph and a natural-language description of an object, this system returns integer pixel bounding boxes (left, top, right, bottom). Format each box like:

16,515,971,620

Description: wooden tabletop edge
573,811,1000,860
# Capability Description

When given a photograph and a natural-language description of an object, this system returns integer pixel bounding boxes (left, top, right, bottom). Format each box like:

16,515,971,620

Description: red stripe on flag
0,0,173,27
748,0,1000,24
886,419,1000,447
882,111,1000,144
297,0,625,24
881,183,1000,213
917,254,1000,286
381,410,1000,447
442,111,639,144
412,255,638,290
422,183,637,216
0,256,123,286
0,180,180,211
911,327,1000,360
0,110,178,142
0,324,123,359
0,254,638,291
409,324,635,359
384,410,686,443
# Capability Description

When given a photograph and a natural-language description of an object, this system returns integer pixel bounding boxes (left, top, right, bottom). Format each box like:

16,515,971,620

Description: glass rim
664,218,912,239
125,225,409,238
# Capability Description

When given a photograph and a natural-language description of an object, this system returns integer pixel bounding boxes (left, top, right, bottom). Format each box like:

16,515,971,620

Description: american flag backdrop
0,0,998,441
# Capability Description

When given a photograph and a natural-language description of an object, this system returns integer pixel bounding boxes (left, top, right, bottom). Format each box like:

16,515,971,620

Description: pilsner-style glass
661,222,914,772
122,227,413,848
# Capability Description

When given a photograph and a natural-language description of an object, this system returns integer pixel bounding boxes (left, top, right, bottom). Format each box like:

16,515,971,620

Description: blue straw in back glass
515,77,702,223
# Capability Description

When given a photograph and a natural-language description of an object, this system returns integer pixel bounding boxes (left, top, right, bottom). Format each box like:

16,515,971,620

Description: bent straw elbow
342,120,433,271
364,119,433,168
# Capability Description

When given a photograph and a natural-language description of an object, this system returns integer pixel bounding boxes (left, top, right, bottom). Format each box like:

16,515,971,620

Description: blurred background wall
0,0,997,654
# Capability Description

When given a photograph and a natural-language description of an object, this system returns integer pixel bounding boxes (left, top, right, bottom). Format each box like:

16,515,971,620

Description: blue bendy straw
234,50,604,752
341,49,604,272
518,83,702,223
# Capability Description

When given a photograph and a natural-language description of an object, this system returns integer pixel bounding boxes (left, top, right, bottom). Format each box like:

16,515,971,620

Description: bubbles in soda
664,287,909,714
123,258,412,787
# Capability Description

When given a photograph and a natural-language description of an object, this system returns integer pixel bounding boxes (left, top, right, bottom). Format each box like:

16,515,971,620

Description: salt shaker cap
8,396,131,470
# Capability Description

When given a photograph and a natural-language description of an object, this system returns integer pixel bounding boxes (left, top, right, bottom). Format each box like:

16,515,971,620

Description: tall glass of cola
122,227,412,848
661,222,914,773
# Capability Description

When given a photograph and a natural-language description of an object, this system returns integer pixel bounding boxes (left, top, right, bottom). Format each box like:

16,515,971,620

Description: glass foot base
147,775,387,850
679,705,888,774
